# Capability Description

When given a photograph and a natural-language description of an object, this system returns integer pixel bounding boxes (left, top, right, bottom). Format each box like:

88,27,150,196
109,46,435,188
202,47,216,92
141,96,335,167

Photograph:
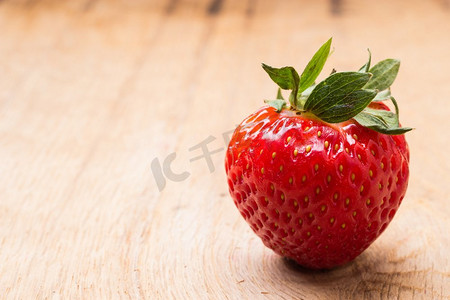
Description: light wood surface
0,0,449,299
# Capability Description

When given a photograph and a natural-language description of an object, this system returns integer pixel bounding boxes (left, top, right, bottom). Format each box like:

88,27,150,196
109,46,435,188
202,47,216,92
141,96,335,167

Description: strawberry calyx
262,38,412,135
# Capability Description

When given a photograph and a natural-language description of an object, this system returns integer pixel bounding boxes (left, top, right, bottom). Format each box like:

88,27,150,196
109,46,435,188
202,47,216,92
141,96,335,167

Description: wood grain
0,0,449,299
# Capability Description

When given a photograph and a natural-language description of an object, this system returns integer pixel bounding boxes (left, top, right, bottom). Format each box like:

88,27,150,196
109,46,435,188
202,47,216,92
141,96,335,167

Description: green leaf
358,49,372,73
354,95,412,135
301,84,316,97
264,99,286,112
354,108,412,135
373,89,391,101
298,38,332,94
364,59,400,91
276,88,284,100
304,72,376,123
361,107,398,127
262,63,299,91
389,96,400,117
262,64,299,107
296,84,315,109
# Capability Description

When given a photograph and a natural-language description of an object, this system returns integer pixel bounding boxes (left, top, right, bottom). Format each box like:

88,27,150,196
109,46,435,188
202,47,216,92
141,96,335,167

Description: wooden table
1,0,449,298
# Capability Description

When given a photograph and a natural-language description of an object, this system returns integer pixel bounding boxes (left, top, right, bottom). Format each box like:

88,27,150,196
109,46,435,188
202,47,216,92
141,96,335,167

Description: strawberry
225,39,412,269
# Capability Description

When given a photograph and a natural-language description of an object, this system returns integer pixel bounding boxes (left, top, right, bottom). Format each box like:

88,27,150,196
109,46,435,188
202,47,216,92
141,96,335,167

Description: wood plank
0,0,449,298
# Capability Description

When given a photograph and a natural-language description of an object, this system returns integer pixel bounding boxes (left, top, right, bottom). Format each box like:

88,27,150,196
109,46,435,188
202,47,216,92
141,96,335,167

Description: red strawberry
225,39,411,269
